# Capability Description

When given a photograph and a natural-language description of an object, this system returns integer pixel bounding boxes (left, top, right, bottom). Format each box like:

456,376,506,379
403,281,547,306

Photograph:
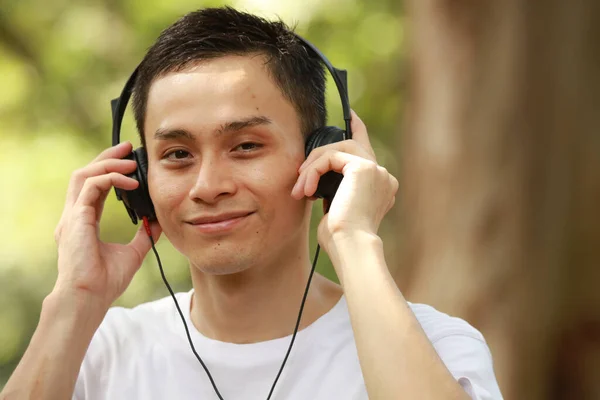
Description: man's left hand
291,110,398,257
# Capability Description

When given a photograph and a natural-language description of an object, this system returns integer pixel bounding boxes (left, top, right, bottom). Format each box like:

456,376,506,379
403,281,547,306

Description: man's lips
186,211,255,225
184,211,254,235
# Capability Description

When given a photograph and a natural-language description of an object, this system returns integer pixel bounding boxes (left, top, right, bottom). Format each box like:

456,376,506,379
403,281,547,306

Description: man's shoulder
75,292,191,398
406,301,486,344
96,291,189,345
406,302,503,399
108,291,184,319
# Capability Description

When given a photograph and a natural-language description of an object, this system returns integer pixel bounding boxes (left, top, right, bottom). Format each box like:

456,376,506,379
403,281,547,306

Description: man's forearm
1,291,107,400
328,231,470,400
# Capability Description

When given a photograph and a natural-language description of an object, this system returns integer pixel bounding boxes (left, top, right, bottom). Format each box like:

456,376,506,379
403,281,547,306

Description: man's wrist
43,289,108,332
330,229,382,246
326,229,385,282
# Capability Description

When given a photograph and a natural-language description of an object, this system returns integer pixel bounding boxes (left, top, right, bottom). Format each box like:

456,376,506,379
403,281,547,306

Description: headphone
110,33,352,225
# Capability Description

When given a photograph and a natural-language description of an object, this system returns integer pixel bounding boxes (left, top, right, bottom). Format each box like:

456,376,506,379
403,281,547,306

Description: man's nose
188,156,237,204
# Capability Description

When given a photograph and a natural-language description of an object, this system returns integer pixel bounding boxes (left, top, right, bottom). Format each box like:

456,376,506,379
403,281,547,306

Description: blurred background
0,0,599,399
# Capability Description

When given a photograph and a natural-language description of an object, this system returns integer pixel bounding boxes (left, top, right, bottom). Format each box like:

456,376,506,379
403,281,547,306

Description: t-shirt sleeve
432,334,503,400
409,303,503,400
72,307,128,400
72,323,106,400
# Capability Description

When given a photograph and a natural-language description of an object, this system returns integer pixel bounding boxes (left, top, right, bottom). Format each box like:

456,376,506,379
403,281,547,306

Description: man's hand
53,141,162,310
291,110,398,261
1,141,164,400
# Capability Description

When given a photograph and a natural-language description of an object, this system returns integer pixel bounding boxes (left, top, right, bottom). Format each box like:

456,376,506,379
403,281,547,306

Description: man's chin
187,251,255,276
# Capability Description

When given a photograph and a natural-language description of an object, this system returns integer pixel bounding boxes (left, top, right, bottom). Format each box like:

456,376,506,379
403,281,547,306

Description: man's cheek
152,177,185,206
263,164,299,192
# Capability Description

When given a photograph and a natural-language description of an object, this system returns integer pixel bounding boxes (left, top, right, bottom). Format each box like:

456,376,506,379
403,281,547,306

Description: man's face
144,55,310,274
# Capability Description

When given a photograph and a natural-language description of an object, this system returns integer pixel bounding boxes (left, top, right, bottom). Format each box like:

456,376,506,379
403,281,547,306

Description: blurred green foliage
0,0,405,388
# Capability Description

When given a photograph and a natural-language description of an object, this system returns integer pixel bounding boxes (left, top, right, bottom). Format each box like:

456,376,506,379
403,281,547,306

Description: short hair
132,6,327,146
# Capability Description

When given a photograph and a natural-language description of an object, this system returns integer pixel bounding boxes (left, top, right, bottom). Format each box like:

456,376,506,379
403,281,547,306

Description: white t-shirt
74,289,503,399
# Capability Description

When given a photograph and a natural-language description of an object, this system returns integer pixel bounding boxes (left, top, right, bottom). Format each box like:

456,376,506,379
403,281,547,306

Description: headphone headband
111,32,352,147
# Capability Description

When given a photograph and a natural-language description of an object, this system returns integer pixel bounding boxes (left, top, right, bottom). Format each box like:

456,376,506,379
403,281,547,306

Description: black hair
131,6,326,146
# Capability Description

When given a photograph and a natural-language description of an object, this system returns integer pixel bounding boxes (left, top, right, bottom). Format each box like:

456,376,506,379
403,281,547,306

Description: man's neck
188,245,342,344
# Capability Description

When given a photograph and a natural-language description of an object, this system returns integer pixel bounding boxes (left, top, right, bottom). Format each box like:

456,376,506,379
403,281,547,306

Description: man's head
136,7,327,274
132,7,327,146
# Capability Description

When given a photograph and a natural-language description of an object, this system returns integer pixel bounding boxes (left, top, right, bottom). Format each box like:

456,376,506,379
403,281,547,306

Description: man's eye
165,150,191,160
235,142,262,152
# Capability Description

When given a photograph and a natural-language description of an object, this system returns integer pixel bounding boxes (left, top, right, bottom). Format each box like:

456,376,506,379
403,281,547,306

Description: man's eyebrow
154,128,195,141
153,116,272,141
217,116,272,135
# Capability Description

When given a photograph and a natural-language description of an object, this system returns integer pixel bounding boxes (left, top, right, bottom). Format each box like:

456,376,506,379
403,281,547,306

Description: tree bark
399,1,600,399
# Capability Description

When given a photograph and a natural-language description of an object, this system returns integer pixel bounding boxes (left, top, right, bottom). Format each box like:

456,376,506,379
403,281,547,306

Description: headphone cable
142,216,321,400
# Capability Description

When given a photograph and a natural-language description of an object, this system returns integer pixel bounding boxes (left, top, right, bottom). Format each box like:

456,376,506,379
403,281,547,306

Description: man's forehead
146,56,280,113
152,54,270,88
142,54,301,143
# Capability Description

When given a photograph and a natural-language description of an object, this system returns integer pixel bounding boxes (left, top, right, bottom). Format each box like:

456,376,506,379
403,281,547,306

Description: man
1,7,503,400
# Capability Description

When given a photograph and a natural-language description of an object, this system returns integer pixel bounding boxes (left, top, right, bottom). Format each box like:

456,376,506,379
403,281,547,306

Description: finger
65,158,138,209
349,109,375,155
300,139,374,174
57,159,139,235
75,172,139,209
294,150,342,199
91,141,133,163
305,167,322,198
389,174,399,195
386,196,396,214
127,221,163,268
93,182,116,224
291,170,308,199
300,151,364,197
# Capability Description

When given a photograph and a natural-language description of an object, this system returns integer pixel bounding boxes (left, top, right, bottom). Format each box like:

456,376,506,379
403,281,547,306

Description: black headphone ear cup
116,147,156,225
305,126,346,202
305,126,346,157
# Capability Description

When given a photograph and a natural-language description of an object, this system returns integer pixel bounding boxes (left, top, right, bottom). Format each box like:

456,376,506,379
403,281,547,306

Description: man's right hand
0,142,163,400
52,141,162,311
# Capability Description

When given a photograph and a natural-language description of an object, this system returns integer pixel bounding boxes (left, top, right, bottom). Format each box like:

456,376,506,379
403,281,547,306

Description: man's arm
2,141,162,400
328,231,472,400
293,110,493,399
0,291,106,400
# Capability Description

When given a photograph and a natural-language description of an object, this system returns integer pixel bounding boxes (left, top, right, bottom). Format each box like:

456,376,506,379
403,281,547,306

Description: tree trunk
398,1,600,399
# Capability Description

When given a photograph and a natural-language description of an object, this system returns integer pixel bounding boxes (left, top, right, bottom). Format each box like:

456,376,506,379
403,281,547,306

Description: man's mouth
185,211,255,234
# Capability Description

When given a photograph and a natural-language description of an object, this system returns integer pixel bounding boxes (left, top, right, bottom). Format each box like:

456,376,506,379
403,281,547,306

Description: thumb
349,109,375,156
128,220,163,262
